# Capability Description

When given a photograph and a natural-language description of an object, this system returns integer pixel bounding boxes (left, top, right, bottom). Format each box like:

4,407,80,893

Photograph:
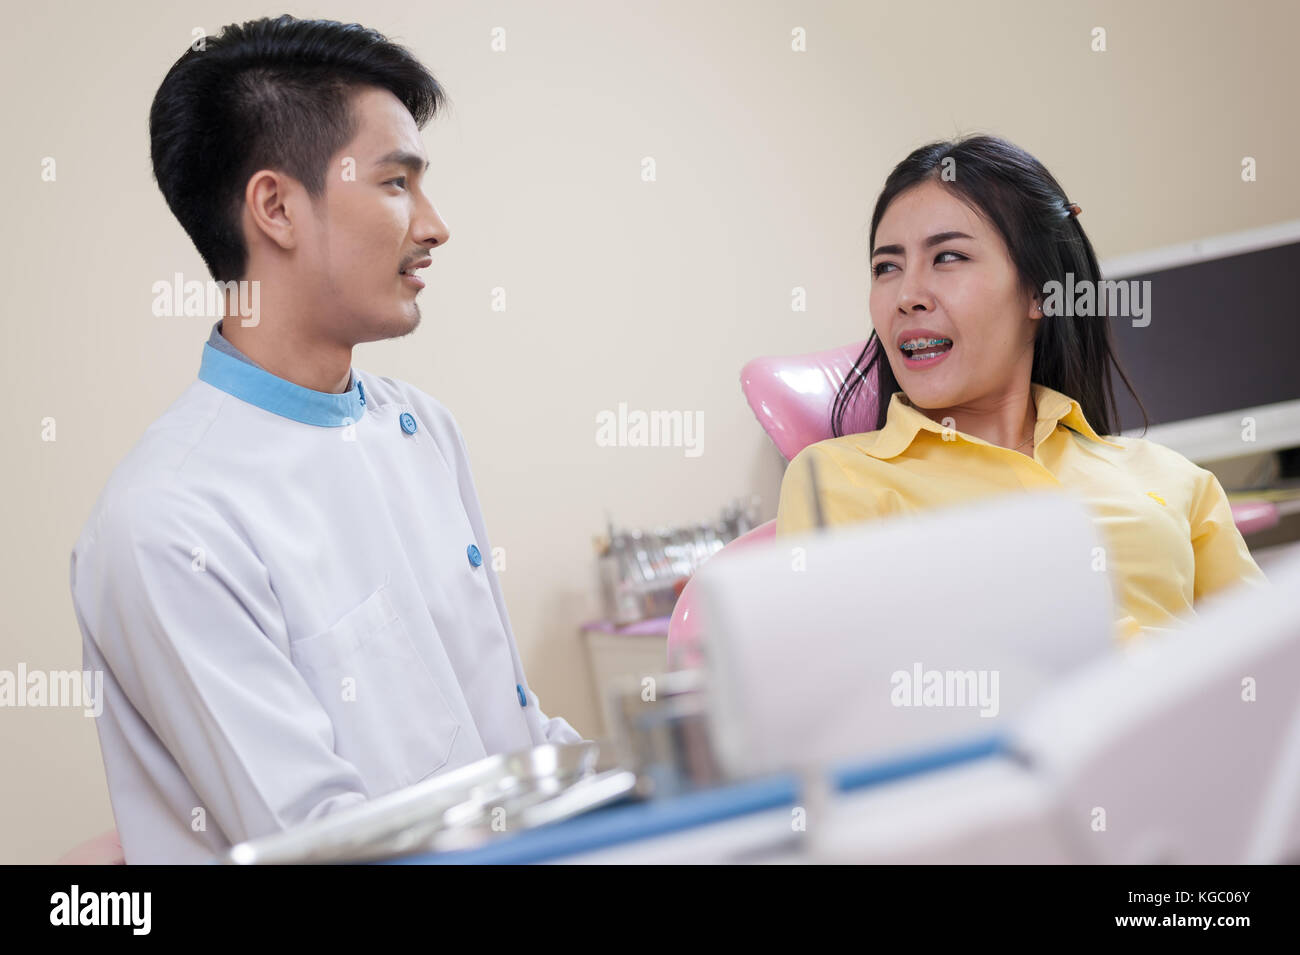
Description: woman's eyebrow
871,230,975,258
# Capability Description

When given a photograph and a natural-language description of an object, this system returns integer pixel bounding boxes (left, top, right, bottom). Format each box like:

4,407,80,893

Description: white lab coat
70,342,583,863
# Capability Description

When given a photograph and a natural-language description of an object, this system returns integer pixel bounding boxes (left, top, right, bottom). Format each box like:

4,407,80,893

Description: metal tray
223,741,636,864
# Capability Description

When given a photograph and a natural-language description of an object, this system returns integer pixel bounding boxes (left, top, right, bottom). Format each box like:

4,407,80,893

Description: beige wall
2,0,1296,862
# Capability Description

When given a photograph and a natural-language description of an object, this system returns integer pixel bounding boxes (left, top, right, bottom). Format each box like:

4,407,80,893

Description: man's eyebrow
871,231,975,258
374,150,430,174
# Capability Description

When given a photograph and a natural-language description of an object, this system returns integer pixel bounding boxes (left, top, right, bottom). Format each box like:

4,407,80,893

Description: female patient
776,134,1268,642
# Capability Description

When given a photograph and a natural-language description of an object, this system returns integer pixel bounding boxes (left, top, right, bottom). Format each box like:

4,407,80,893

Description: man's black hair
149,14,445,282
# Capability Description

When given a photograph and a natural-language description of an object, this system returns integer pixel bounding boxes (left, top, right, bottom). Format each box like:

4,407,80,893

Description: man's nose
417,197,451,249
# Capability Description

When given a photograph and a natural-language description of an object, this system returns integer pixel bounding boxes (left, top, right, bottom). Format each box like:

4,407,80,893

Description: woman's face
869,179,1040,412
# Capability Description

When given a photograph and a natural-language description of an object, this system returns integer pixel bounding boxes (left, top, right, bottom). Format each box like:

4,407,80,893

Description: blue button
467,544,482,567
357,380,366,406
517,684,527,707
399,412,418,434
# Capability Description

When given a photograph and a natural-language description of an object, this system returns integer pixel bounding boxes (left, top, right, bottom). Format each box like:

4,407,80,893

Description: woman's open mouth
899,336,953,368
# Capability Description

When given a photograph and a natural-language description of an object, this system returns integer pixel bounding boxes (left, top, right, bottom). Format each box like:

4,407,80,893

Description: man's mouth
399,257,431,289
399,256,433,278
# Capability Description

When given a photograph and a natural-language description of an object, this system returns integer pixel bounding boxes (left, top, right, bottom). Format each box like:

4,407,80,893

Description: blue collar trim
198,342,366,428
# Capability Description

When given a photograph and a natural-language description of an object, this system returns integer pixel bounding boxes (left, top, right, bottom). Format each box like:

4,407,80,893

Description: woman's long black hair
831,134,1148,439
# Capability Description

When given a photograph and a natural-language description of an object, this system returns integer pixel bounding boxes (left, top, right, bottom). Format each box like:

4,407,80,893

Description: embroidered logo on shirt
1146,491,1167,506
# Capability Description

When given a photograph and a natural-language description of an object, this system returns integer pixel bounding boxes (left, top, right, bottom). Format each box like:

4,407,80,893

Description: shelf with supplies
579,616,671,739
581,497,764,737
591,498,763,627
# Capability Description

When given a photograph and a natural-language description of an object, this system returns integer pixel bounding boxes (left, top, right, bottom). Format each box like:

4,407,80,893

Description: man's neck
219,319,353,394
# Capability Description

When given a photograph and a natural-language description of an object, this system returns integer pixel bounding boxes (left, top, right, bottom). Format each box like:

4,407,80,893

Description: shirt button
467,544,482,567
517,684,527,707
399,412,418,434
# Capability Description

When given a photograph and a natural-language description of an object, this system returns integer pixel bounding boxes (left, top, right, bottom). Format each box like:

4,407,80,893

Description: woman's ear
1028,291,1044,320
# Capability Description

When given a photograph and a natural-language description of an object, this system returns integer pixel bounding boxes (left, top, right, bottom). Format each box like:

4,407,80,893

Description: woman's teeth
901,338,953,359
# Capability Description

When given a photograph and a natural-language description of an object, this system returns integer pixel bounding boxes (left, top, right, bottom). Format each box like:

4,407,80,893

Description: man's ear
244,170,300,254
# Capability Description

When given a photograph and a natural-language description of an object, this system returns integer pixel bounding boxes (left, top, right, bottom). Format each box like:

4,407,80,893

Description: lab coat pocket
290,584,460,796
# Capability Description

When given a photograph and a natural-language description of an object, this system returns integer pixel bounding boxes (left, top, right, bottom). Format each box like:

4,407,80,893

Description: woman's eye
387,177,407,189
872,251,965,277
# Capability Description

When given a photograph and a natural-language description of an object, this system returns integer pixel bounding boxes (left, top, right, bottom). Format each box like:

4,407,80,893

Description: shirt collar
197,328,366,428
855,383,1124,460
207,319,262,369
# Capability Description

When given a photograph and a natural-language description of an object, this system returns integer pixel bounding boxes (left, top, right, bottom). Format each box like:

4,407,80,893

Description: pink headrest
740,338,880,458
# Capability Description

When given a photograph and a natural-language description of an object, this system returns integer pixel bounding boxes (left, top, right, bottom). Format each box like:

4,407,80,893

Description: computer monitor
1102,220,1300,463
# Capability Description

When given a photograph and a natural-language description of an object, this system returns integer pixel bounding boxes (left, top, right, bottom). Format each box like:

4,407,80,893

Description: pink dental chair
665,338,1281,670
665,338,880,669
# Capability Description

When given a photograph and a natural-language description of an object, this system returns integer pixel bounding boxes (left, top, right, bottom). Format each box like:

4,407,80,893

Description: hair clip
1066,203,1082,218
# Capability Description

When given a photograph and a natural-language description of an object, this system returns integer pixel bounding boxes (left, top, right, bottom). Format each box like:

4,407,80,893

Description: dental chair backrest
737,337,879,461
666,339,878,668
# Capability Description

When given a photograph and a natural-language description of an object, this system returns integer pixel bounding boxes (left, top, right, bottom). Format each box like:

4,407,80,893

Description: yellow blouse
775,383,1270,643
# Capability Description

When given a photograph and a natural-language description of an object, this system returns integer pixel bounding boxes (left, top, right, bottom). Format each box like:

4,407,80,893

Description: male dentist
69,15,582,864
